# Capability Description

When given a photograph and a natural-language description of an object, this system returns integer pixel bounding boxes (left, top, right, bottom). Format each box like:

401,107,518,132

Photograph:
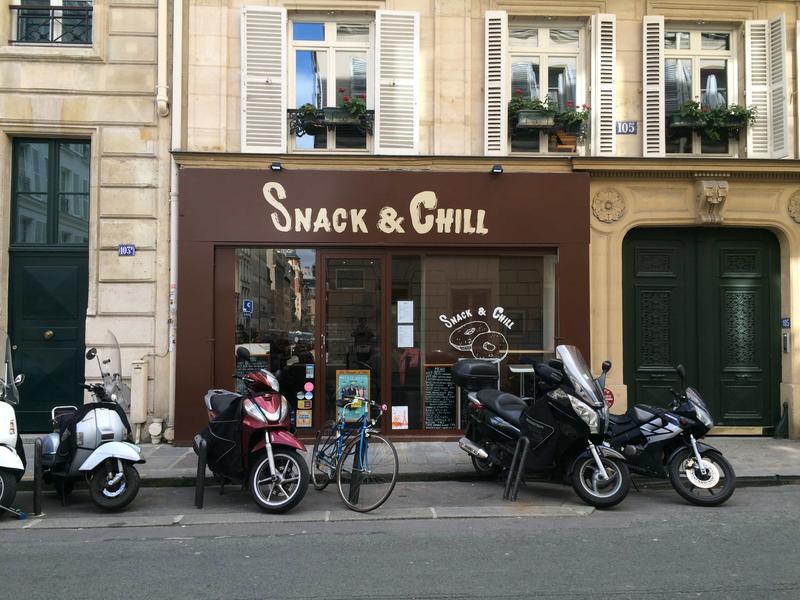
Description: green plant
338,88,367,117
557,102,591,128
676,100,757,142
508,89,556,118
297,103,319,117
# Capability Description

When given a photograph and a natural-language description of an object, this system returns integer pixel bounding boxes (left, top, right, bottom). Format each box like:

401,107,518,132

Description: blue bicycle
311,397,399,512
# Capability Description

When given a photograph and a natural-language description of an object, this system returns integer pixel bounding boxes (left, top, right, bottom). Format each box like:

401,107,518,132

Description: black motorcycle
453,345,630,509
607,365,735,506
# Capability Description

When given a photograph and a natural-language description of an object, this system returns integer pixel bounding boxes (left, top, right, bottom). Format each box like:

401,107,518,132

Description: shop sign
263,182,489,237
440,305,514,362
242,299,253,315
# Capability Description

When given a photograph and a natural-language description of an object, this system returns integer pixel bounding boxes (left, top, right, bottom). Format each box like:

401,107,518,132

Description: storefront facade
174,167,589,443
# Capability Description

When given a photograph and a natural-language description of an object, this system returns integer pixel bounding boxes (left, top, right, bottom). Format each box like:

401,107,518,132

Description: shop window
10,0,93,45
11,139,90,246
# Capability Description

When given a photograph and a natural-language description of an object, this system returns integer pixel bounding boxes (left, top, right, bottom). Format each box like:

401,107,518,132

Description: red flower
343,95,350,102
514,87,523,95
566,101,574,107
338,88,345,93
358,94,366,99
701,105,709,112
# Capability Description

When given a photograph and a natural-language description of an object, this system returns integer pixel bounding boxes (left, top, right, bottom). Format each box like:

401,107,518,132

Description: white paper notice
397,301,414,323
397,324,414,348
392,406,409,429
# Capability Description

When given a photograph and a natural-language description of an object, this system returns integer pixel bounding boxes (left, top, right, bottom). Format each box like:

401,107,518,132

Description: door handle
44,330,54,340
11,345,17,351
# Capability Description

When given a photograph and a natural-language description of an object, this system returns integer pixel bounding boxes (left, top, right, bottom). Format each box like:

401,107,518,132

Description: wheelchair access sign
242,299,253,316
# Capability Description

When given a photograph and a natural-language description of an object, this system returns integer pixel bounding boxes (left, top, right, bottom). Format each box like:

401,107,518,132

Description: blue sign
118,244,136,256
242,299,253,315
615,121,638,135
781,317,791,329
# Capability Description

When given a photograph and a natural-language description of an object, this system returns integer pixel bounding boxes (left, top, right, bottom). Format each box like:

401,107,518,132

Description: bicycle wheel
335,433,399,513
311,422,337,491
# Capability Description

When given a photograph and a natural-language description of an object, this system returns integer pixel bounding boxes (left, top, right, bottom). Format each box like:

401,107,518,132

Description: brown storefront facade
174,167,590,443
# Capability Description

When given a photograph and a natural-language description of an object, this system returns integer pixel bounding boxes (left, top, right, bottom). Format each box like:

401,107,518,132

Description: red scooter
194,347,309,513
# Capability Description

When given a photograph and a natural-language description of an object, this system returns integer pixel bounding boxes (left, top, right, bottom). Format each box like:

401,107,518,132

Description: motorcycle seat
204,389,242,414
476,389,527,426
629,404,667,425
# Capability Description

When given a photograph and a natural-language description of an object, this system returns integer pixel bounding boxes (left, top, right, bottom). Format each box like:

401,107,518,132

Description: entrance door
320,255,383,428
623,228,780,430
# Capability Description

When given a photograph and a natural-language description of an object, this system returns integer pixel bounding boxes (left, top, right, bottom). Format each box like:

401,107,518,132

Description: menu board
424,365,457,429
234,358,269,395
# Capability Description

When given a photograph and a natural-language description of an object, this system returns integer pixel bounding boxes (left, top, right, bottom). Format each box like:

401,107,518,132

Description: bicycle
310,397,399,512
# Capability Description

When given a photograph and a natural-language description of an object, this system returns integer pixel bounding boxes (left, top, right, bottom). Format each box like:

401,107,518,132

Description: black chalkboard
424,365,456,429
235,358,269,394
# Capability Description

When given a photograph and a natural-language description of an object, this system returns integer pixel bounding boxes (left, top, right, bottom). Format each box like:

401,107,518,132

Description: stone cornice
572,157,800,180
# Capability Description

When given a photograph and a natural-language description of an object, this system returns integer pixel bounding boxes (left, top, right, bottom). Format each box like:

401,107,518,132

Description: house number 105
615,121,637,135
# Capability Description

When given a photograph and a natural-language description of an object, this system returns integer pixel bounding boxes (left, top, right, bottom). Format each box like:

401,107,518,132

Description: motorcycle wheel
0,469,17,517
471,455,501,479
571,456,630,509
88,460,140,511
668,449,736,507
249,449,309,514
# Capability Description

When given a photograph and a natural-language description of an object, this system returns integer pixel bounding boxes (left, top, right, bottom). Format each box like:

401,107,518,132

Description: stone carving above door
789,191,800,224
592,189,626,223
695,179,728,224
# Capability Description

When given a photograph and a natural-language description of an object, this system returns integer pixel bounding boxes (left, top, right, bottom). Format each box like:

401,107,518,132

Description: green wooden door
623,228,780,429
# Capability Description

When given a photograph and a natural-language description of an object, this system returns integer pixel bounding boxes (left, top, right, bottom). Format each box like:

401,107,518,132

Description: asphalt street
1,482,798,599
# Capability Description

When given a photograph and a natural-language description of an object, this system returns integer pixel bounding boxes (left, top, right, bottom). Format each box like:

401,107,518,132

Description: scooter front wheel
88,460,140,511
0,469,17,517
668,449,735,506
249,449,309,513
571,456,630,509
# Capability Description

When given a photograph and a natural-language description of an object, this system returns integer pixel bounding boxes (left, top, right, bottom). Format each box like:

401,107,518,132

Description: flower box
323,107,362,125
669,115,703,129
515,110,556,129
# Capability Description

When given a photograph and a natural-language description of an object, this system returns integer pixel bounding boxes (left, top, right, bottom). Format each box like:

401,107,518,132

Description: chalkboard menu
424,365,457,429
235,358,270,395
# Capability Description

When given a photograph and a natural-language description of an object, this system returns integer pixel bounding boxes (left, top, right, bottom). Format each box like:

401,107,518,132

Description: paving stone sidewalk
19,435,800,483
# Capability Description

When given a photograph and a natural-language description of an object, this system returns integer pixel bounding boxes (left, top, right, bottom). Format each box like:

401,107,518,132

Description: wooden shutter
484,11,507,156
769,14,789,159
375,10,419,155
240,6,286,153
745,20,770,158
642,16,664,157
591,14,615,156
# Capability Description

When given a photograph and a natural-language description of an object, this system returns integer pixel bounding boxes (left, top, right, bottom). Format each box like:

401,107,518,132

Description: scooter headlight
243,398,268,423
568,395,600,434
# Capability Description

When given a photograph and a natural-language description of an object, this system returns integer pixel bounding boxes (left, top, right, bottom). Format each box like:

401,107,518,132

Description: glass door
320,255,383,427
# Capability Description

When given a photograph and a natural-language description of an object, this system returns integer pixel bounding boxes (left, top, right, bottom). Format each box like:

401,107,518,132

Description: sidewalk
19,435,800,485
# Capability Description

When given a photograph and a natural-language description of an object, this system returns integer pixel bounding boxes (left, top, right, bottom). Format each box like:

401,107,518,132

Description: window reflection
665,58,693,154
295,49,328,150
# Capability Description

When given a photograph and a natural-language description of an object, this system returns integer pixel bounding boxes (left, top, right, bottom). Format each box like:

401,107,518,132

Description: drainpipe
156,0,170,118
166,0,184,440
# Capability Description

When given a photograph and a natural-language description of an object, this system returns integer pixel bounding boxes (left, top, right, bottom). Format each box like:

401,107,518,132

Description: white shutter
375,10,419,155
484,11,507,156
240,6,286,153
642,16,664,157
769,14,789,158
746,20,770,158
591,13,615,156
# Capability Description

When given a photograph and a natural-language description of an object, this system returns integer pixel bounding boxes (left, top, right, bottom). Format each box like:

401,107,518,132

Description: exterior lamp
270,162,282,171
491,164,503,175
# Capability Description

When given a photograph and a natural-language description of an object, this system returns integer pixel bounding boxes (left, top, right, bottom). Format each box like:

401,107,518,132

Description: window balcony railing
10,3,93,45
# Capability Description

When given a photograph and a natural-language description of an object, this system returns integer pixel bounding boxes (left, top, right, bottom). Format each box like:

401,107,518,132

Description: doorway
623,228,780,431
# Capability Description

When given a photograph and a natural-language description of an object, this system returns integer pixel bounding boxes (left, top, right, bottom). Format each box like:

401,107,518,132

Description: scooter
454,345,630,508
607,365,736,506
39,331,144,510
194,346,309,513
0,330,26,518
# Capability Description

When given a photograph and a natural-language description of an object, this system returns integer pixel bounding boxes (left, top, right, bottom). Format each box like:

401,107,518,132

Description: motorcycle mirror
13,374,24,386
236,346,252,362
602,360,612,373
676,364,686,386
86,348,97,360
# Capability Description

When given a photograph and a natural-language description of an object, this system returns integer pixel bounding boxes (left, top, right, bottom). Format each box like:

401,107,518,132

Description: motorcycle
607,365,736,506
454,344,630,508
0,331,25,518
39,331,144,510
194,346,309,513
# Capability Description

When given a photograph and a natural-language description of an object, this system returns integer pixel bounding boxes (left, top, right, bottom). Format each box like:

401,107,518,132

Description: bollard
33,438,43,516
194,436,207,509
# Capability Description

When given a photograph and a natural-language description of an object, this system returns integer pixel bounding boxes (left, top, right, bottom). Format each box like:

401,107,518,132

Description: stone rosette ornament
592,189,626,223
789,191,800,224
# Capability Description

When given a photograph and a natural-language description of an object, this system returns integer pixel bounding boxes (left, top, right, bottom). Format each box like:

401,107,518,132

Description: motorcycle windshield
100,330,129,408
0,330,19,405
556,344,604,408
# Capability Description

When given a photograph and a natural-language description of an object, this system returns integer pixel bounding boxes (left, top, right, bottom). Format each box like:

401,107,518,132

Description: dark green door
9,139,90,432
623,228,780,430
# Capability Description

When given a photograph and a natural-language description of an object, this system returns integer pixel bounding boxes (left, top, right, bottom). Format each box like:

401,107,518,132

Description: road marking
173,514,184,525
23,519,41,529
324,511,330,522
430,507,437,519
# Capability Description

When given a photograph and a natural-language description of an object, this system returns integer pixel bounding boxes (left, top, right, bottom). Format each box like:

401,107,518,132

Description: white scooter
39,331,144,511
0,330,26,519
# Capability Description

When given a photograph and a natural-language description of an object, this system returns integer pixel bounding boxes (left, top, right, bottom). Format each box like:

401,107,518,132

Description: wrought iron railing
11,3,93,44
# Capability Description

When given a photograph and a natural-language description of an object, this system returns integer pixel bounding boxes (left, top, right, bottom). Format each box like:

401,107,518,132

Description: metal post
195,437,207,509
33,438,43,516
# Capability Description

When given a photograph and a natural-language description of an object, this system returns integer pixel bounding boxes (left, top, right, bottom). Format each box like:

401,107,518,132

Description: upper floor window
290,18,372,152
664,28,735,155
508,22,585,153
10,0,93,45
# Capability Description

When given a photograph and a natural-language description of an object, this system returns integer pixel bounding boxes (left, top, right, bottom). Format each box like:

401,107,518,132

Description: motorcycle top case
451,359,498,391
